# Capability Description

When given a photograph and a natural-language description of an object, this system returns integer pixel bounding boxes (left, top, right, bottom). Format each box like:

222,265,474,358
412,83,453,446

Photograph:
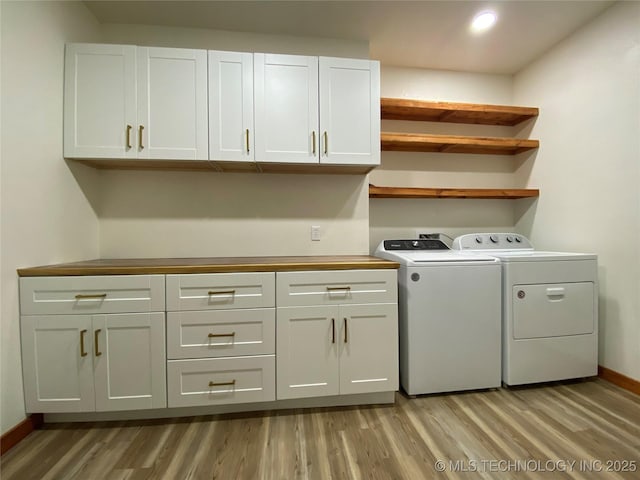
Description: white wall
369,66,536,249
95,24,372,258
513,1,640,381
0,1,102,434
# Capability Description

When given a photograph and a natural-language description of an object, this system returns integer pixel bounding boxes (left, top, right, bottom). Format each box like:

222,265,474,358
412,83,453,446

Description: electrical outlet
311,225,321,241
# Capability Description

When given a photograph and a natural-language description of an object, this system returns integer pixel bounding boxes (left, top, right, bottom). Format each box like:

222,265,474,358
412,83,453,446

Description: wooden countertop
17,256,399,276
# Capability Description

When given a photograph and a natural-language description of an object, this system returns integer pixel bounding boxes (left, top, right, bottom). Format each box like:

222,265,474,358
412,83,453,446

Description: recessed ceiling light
471,11,497,33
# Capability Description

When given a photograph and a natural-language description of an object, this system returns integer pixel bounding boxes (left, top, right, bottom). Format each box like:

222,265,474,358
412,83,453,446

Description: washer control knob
412,240,420,247
489,235,498,244
515,237,522,243
506,236,514,243
475,236,483,244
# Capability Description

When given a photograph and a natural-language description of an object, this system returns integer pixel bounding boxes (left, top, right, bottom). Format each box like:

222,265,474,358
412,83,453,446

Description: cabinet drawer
276,270,397,307
167,308,275,359
167,355,275,407
166,273,275,311
20,275,165,315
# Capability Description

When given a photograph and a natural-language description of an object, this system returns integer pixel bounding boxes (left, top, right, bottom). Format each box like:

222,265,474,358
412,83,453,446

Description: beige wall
513,1,640,381
369,66,531,249
0,1,102,434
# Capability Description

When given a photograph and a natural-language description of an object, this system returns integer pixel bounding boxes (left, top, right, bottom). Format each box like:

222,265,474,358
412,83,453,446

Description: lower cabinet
276,303,399,400
167,355,275,407
21,313,166,413
165,307,277,407
19,267,398,416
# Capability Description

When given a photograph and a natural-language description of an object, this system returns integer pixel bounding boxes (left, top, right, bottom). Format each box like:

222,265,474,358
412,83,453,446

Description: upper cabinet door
254,53,319,164
319,57,380,166
137,47,208,160
209,51,254,162
64,43,137,159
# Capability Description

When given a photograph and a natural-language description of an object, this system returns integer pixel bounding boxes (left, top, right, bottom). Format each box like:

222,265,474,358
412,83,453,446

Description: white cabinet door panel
276,306,339,399
276,270,397,307
137,47,208,160
167,355,275,407
20,275,166,315
21,315,94,413
93,313,166,411
166,272,275,311
339,304,398,395
167,308,275,359
319,57,380,166
64,43,136,158
254,53,318,164
209,51,254,161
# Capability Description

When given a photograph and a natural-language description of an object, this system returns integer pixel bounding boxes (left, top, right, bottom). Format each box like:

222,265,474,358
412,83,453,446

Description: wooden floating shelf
381,133,539,155
369,185,540,200
381,98,539,126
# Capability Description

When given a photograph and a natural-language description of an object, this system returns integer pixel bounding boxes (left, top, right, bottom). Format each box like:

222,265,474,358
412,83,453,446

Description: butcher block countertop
17,255,399,276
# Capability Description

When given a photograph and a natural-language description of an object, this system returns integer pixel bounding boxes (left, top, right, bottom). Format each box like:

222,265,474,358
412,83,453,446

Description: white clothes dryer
376,239,502,395
452,233,598,386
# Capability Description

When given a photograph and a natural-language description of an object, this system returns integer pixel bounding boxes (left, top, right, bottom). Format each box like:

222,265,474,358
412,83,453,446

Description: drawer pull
208,332,236,338
208,290,235,296
75,293,107,300
327,286,351,292
94,329,102,357
126,124,132,149
344,317,348,343
209,380,236,387
331,318,336,344
80,329,88,357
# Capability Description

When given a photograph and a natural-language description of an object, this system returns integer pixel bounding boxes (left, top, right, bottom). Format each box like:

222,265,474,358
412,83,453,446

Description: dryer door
512,282,595,339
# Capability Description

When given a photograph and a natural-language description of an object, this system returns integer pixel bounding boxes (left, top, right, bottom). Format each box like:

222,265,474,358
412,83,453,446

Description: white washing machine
375,239,502,395
452,233,598,386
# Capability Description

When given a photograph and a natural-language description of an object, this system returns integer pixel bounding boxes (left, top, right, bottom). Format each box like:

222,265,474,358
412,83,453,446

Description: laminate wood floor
2,379,639,479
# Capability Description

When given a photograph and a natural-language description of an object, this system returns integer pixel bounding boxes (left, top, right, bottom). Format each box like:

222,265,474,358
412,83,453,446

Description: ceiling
84,0,615,74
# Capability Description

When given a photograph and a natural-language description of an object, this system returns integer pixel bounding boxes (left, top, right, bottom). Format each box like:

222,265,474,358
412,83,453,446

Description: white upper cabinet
137,47,208,160
64,43,208,160
64,44,137,159
64,43,380,170
254,53,319,164
319,57,380,166
209,51,254,162
254,53,380,166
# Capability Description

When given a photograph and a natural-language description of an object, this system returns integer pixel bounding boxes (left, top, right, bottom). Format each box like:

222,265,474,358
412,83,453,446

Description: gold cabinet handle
80,329,88,357
126,124,132,149
94,329,102,357
209,380,236,387
208,332,236,338
75,293,107,300
138,125,144,149
326,286,351,292
343,318,348,343
208,290,235,296
331,318,335,344
245,129,250,153
312,131,316,155
324,131,328,155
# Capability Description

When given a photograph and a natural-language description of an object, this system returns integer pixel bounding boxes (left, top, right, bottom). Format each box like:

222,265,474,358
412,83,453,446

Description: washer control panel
452,233,534,250
383,239,450,251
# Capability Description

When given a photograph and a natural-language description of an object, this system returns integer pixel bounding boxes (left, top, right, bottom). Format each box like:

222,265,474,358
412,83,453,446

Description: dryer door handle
546,287,565,297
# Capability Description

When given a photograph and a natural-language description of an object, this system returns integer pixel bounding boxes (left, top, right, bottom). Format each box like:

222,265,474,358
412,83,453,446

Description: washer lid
378,250,500,265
